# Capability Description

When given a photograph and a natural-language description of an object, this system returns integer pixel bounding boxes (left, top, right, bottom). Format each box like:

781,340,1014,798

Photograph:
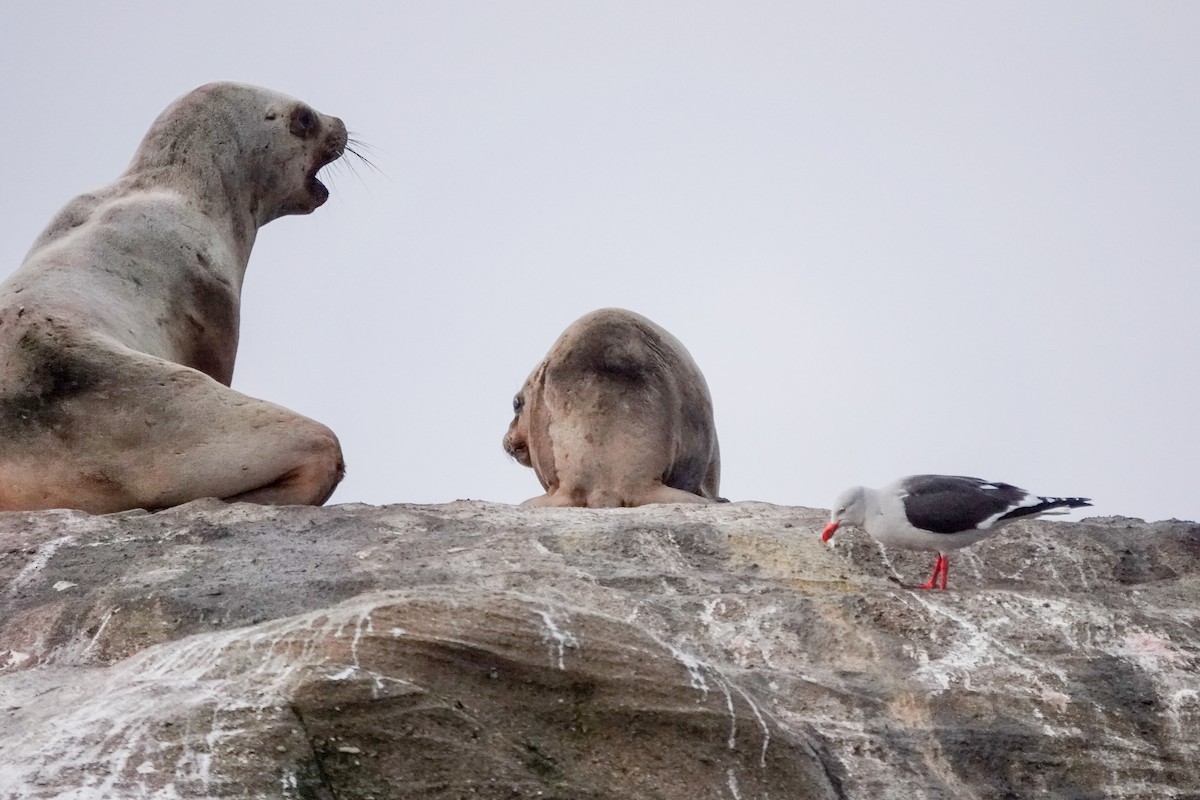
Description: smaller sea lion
503,308,723,507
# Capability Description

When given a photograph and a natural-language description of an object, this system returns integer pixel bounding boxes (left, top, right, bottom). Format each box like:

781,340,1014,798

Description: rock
0,500,1197,799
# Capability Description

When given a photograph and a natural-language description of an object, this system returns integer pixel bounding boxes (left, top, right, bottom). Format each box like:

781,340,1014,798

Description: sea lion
0,82,347,513
503,308,723,507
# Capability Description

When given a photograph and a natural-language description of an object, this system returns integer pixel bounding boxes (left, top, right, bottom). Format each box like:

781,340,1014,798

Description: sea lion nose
327,120,348,157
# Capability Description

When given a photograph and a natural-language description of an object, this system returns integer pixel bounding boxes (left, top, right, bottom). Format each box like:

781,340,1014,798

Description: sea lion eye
513,394,524,414
289,107,318,138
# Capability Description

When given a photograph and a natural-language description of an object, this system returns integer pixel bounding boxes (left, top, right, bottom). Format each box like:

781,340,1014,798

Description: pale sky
2,2,1197,521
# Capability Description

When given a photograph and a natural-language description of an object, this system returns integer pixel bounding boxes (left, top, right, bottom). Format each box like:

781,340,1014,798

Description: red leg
918,554,947,590
940,555,948,590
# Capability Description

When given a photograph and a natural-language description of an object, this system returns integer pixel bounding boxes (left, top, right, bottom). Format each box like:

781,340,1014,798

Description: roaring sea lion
503,308,723,507
0,82,347,513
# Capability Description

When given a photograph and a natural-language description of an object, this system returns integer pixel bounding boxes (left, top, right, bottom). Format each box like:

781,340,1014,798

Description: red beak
821,521,839,542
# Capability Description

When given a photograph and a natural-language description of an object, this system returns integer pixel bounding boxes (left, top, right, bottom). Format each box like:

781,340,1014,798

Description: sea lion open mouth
308,134,347,206
308,170,331,205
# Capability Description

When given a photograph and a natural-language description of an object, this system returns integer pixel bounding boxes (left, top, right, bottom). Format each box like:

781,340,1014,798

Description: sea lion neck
123,131,261,258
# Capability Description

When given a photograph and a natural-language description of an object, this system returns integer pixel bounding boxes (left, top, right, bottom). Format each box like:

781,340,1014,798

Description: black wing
898,475,1029,534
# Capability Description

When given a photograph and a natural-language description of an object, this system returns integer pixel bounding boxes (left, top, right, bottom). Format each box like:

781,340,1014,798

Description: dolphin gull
821,475,1091,589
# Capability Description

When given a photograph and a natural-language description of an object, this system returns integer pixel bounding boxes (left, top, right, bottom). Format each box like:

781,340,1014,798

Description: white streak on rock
80,607,119,658
712,672,737,749
349,609,374,670
536,609,579,670
665,643,709,697
872,541,906,585
726,767,742,800
7,535,75,597
732,683,771,767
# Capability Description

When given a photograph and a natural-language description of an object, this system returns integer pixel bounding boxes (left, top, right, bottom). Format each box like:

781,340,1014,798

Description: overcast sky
2,3,1197,521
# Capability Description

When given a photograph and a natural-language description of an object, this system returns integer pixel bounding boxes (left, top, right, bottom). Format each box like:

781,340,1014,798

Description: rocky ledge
0,500,1197,799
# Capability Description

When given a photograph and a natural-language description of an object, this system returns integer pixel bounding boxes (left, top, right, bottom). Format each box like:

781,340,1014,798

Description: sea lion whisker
346,133,379,153
345,141,384,176
323,157,371,192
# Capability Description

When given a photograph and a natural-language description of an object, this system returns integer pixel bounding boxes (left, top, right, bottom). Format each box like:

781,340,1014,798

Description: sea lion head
504,357,555,470
502,385,533,467
263,93,348,218
128,82,348,225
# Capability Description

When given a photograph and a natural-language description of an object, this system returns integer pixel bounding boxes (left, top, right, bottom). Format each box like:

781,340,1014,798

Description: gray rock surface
0,500,1197,799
